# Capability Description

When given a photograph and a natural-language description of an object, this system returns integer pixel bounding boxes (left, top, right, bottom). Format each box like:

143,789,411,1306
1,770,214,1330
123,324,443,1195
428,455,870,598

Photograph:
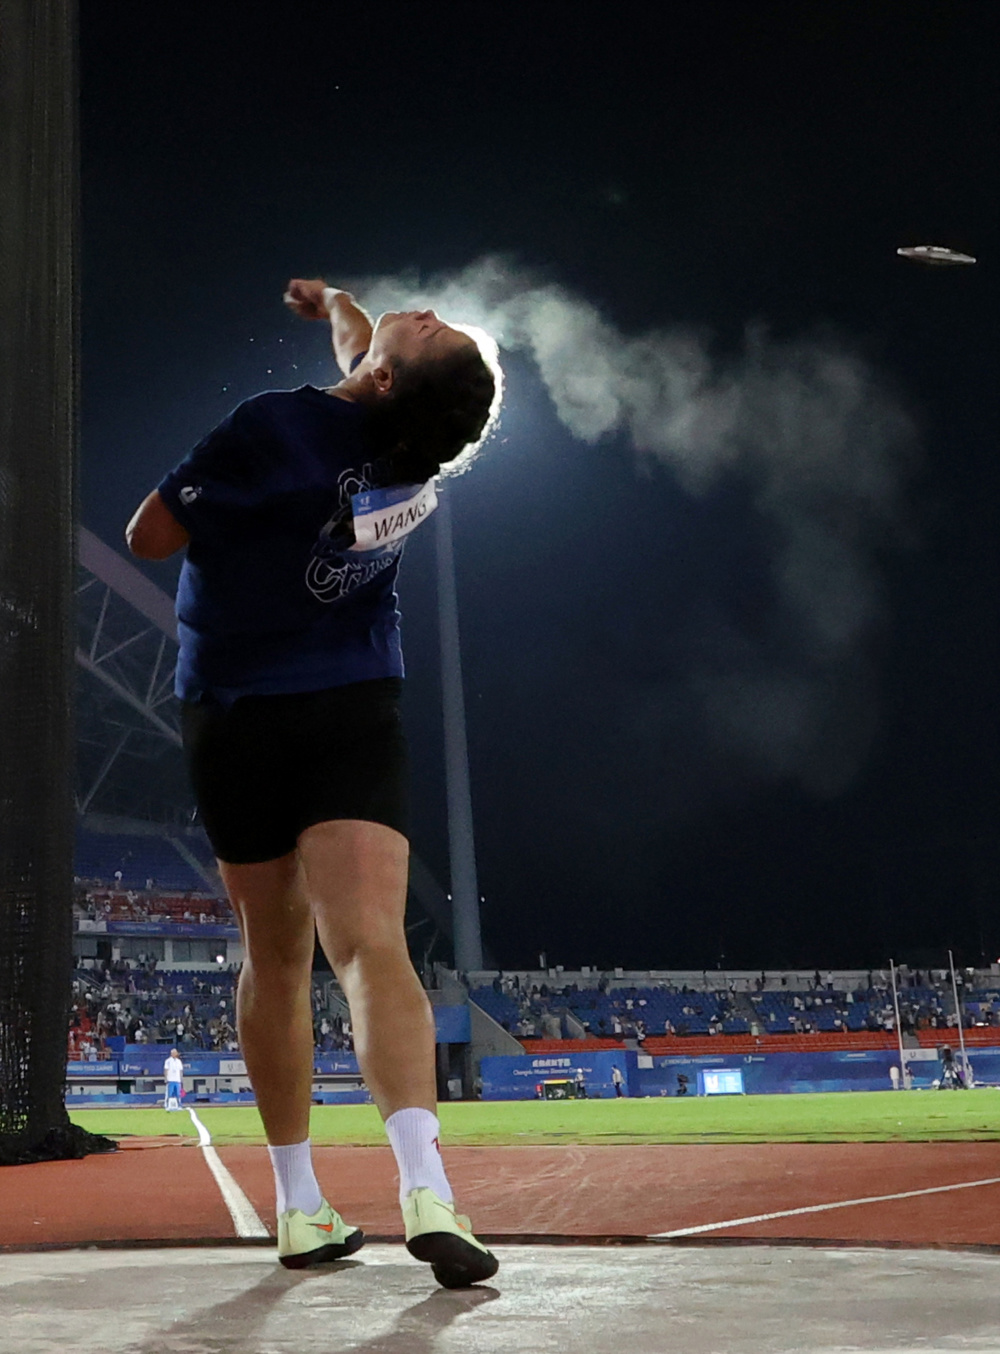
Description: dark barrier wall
480,1046,1000,1098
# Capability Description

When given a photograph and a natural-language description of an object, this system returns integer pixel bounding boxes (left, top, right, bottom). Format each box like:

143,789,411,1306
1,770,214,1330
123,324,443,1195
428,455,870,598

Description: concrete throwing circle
1,1244,998,1353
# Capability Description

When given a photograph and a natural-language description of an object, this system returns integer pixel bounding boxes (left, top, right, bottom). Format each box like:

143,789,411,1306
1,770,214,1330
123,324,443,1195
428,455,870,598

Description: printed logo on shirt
179,485,202,505
305,465,434,604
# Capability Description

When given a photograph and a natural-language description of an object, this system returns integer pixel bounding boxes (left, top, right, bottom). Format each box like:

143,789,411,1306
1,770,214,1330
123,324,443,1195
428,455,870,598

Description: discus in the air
896,245,977,266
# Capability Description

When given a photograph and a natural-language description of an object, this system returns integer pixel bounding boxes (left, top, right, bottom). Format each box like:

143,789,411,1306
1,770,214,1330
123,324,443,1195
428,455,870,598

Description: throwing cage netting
0,0,113,1164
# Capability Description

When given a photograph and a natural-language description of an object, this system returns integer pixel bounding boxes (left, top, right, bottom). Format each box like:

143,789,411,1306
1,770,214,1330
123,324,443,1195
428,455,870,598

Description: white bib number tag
349,480,438,553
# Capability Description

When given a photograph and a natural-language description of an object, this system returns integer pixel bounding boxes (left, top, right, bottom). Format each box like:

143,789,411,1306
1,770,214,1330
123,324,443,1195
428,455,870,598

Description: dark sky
80,2,998,972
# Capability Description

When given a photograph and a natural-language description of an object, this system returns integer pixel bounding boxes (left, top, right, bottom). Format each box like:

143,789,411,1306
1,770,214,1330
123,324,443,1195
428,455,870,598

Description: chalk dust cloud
355,257,918,797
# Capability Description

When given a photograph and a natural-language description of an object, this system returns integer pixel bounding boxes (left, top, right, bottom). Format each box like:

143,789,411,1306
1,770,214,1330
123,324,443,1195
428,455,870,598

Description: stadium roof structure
75,529,458,956
76,527,187,820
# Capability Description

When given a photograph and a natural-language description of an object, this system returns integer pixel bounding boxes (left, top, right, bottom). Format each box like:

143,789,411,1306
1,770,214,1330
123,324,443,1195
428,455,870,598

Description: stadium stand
70,827,1000,1076
467,986,520,1030
469,966,998,1058
75,822,207,893
75,889,232,924
68,963,352,1059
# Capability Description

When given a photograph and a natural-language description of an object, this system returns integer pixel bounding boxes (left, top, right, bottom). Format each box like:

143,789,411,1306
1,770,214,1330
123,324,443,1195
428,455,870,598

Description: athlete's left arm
126,490,190,560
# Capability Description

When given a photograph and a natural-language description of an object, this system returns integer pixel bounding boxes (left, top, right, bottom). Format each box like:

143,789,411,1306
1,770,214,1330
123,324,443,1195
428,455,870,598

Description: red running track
2,1140,999,1251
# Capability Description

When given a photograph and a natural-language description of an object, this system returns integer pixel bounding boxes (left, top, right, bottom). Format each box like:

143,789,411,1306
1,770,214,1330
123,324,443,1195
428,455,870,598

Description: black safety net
0,0,113,1164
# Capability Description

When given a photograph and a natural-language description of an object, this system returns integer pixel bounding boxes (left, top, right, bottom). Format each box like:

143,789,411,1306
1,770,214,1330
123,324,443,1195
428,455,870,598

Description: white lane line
187,1108,270,1239
187,1107,212,1147
651,1174,1000,1238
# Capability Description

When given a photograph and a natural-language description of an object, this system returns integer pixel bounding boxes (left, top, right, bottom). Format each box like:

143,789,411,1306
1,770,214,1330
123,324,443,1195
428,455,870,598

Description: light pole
889,960,908,1088
435,486,484,974
948,949,972,1087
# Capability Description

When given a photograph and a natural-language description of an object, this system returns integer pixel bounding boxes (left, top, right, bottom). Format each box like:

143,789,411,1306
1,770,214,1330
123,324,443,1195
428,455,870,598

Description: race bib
349,480,438,553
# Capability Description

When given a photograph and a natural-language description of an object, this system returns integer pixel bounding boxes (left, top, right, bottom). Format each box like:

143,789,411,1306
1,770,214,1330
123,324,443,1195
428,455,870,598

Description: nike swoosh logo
313,1222,335,1232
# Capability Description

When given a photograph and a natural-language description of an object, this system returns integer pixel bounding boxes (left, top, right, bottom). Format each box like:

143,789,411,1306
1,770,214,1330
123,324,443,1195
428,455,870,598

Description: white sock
267,1139,323,1216
385,1107,453,1206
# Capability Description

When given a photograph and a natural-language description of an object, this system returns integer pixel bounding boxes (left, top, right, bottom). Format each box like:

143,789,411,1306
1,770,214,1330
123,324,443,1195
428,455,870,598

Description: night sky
80,2,998,972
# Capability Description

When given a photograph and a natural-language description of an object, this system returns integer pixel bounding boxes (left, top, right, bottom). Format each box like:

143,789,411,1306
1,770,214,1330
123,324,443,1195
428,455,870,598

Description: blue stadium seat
75,825,207,892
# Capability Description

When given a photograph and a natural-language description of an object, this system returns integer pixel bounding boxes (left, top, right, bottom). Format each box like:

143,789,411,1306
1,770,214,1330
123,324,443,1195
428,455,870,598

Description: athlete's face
369,309,476,372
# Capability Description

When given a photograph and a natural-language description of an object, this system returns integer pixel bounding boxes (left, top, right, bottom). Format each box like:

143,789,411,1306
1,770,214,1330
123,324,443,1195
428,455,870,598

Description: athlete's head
364,309,503,483
170,1048,179,1057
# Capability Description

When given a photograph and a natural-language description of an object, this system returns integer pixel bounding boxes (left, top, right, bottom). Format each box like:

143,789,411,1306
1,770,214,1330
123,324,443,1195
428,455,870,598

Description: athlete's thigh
297,819,409,966
218,851,314,968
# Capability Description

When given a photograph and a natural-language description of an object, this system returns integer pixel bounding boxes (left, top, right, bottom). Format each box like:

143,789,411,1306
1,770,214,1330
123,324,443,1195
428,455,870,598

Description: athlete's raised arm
283,277,373,377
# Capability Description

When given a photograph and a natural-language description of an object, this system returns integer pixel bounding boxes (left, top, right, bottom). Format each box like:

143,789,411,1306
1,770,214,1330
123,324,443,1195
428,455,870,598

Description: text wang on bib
349,480,438,554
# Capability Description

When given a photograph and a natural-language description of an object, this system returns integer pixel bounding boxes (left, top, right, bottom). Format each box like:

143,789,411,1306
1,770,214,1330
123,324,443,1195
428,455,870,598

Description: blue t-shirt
158,383,419,704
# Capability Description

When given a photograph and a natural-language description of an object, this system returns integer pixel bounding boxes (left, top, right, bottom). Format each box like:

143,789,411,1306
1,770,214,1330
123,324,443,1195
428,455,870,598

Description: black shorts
181,678,408,864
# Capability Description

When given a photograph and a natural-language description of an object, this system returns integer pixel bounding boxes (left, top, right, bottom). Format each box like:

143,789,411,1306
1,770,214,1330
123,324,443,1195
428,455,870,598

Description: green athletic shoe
402,1187,499,1289
277,1198,364,1269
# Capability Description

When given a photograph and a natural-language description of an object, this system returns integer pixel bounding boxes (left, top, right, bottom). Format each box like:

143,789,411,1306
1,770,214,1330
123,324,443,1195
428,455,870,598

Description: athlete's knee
328,929,411,979
243,934,314,976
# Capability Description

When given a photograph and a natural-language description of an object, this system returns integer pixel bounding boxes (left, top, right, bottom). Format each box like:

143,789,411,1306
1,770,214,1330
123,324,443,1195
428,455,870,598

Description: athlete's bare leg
218,852,316,1146
298,819,437,1119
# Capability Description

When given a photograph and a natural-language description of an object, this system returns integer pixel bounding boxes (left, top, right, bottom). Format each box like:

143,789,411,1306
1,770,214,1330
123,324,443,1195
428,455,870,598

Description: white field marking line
187,1107,270,1239
652,1174,1000,1238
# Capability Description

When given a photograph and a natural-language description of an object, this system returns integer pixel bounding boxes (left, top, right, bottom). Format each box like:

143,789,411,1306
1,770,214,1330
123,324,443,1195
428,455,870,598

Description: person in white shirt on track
163,1049,184,1111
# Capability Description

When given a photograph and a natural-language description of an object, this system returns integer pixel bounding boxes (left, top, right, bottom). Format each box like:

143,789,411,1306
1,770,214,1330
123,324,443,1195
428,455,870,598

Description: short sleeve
157,399,271,538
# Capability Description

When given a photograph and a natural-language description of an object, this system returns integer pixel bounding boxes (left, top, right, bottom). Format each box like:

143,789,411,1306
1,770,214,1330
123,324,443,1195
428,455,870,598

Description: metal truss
75,528,184,818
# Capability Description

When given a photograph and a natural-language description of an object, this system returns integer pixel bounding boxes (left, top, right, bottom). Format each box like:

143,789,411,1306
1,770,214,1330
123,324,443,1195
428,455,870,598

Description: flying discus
897,245,977,265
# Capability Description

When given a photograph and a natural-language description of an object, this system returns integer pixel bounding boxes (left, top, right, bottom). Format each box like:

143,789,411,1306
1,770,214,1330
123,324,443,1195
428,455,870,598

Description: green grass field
70,1089,1000,1148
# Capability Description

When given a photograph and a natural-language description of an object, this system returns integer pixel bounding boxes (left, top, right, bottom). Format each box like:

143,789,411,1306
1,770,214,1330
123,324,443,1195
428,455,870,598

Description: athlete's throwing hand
283,277,330,320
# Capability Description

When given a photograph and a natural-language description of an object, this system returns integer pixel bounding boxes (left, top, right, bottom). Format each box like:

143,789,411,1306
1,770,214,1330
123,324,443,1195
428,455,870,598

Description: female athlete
127,277,502,1287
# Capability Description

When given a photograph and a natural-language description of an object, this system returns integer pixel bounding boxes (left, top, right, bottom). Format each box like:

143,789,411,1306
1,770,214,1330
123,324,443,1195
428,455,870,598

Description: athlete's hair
371,324,503,484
